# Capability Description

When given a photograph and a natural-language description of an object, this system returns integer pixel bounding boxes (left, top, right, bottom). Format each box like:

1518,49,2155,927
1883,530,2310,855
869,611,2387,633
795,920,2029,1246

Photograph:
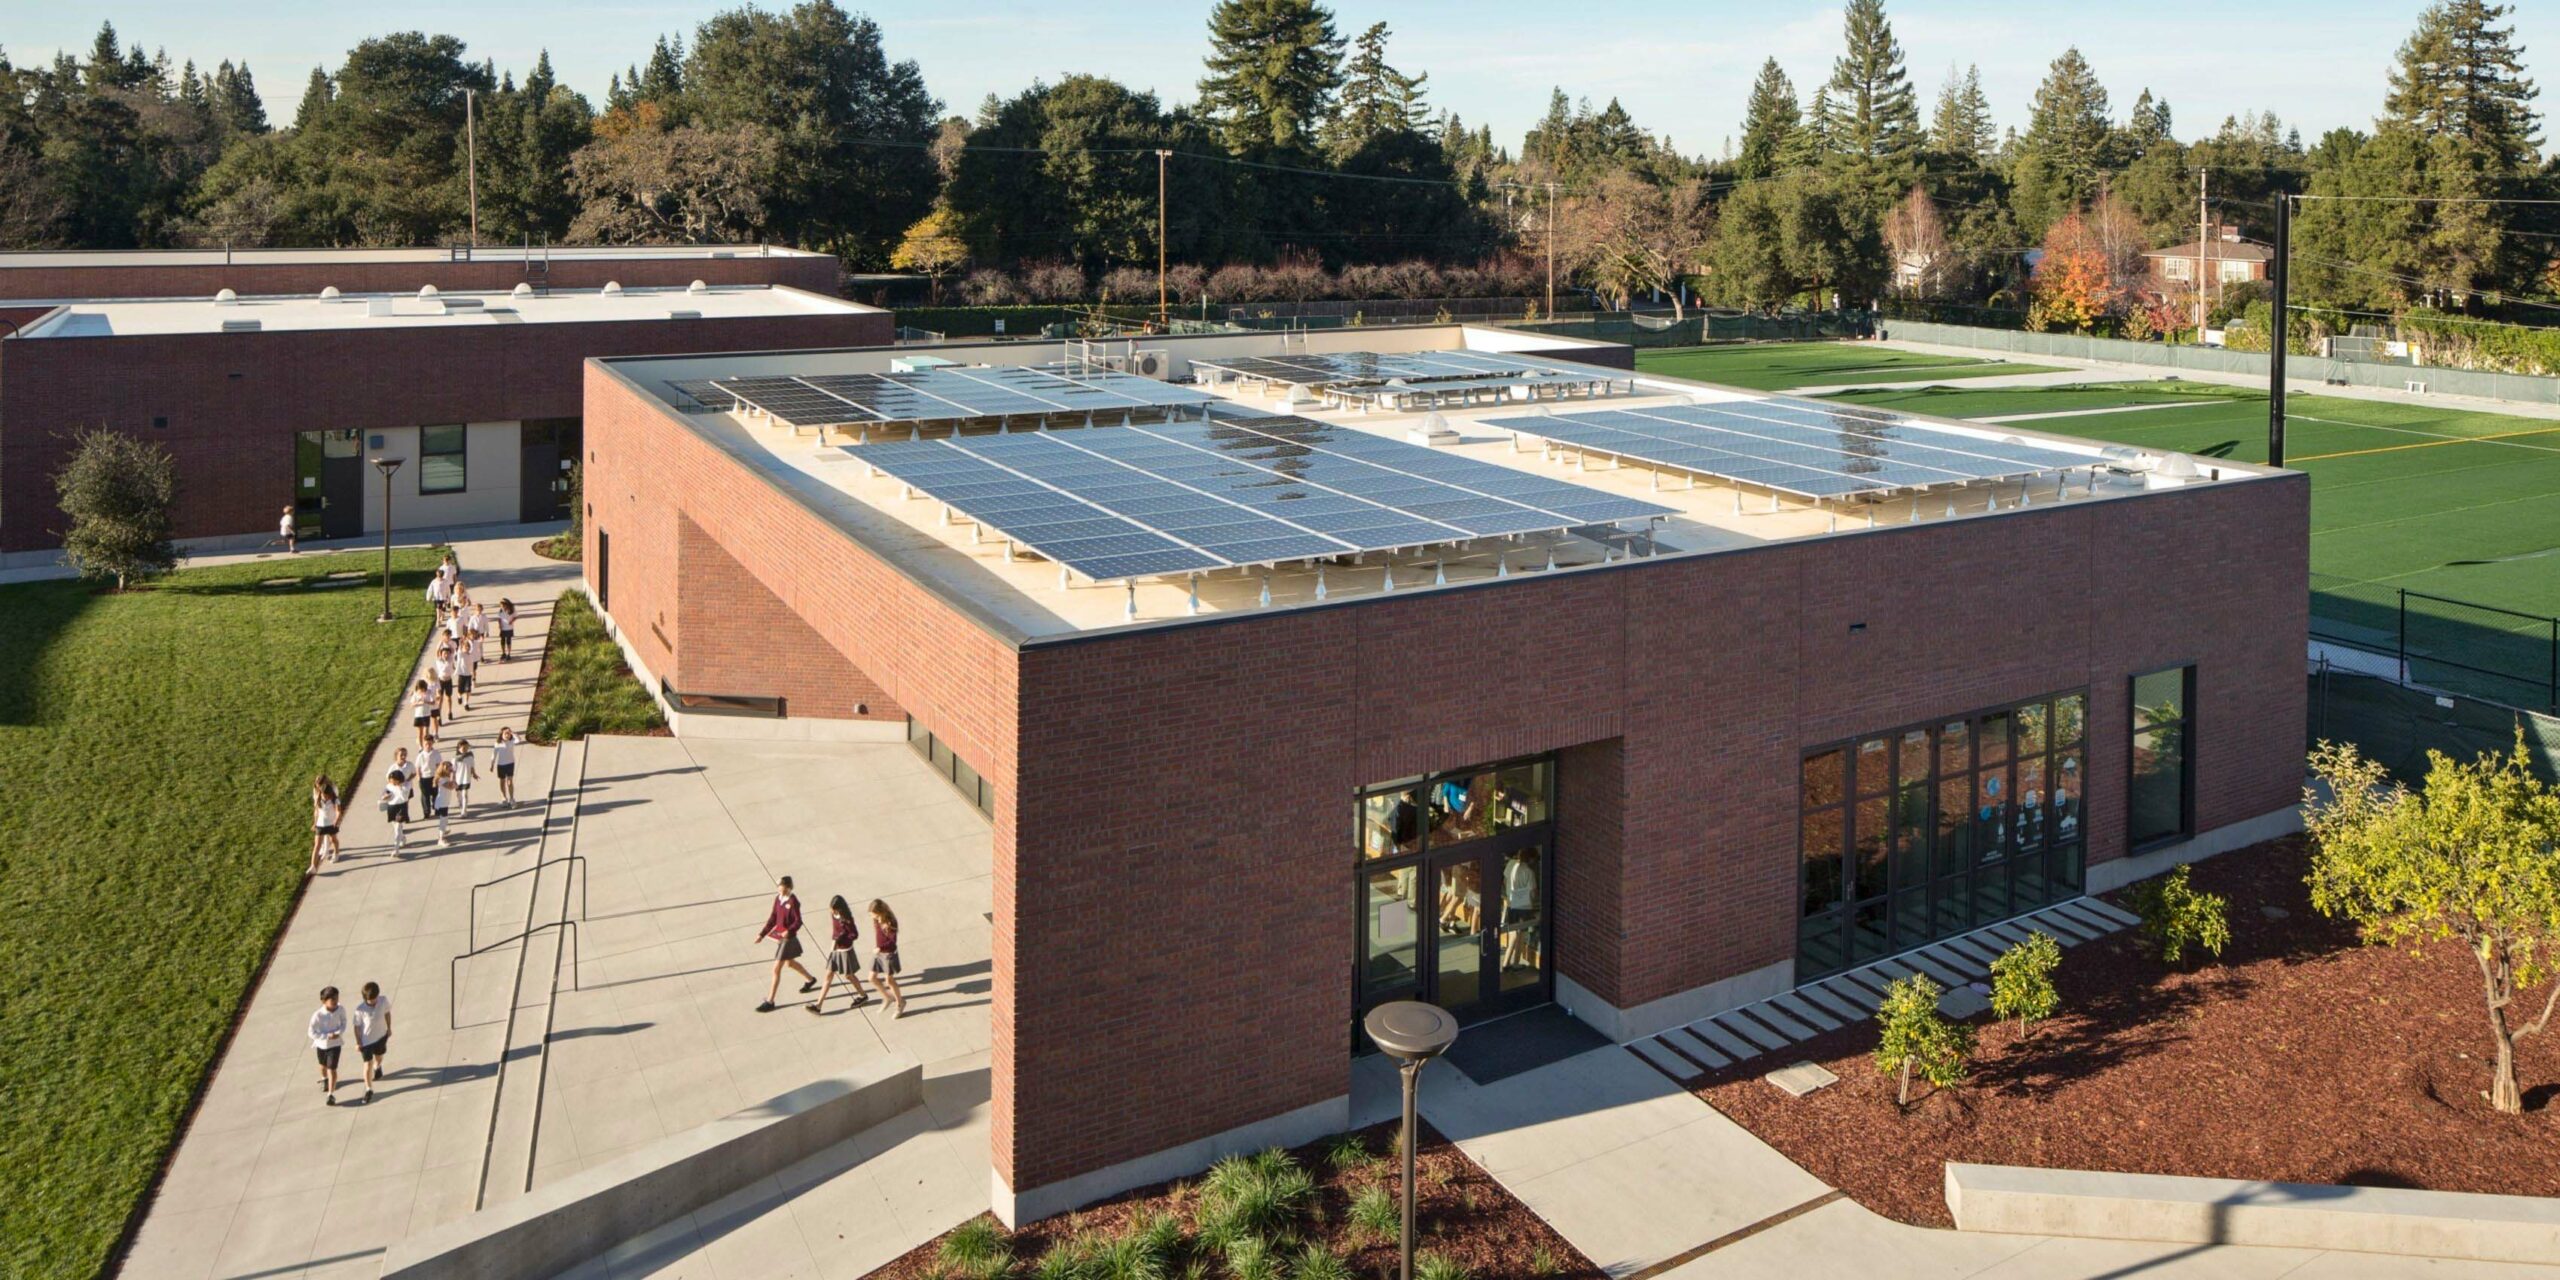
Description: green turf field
1826,381,2560,706
0,550,441,1279
1634,342,2065,391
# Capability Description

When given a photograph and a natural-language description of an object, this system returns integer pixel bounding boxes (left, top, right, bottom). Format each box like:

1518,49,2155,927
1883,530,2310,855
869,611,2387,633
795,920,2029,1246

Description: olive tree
1990,930,2062,1036
2305,735,2560,1115
1875,973,1972,1107
54,427,178,590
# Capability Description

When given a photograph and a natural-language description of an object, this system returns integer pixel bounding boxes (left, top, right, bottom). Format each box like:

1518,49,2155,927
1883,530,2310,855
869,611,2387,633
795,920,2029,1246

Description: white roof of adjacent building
9,284,877,339
0,244,830,269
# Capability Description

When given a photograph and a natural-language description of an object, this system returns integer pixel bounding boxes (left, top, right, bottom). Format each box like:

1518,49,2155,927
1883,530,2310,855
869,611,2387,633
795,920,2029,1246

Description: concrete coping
1946,1161,2560,1266
381,1054,923,1280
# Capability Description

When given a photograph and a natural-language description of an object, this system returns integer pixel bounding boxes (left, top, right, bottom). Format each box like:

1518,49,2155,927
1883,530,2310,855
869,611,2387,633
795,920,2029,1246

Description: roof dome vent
214,288,238,305
512,282,534,298
318,286,341,300
417,284,440,299
601,281,623,296
687,279,709,294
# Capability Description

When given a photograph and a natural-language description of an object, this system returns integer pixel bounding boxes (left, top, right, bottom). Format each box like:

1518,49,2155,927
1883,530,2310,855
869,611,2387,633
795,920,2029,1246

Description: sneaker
755,1000,775,1013
363,1088,374,1103
324,1093,336,1106
804,1004,824,1017
799,979,819,994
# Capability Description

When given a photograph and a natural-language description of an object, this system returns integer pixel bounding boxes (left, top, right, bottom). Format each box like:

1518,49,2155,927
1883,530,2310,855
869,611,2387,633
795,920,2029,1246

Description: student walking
309,776,341,873
380,765,414,855
430,645,456,720
279,505,298,555
807,896,870,1016
432,763,459,848
868,899,906,1018
310,987,346,1104
425,572,452,622
416,741,445,822
492,728,520,807
497,599,517,661
351,982,392,1103
409,679,438,749
454,641,477,715
753,876,818,1012
451,740,477,816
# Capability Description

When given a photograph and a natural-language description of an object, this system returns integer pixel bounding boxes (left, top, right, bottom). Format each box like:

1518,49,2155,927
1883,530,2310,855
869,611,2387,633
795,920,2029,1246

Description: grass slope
1635,341,2063,391
0,549,440,1279
526,591,664,742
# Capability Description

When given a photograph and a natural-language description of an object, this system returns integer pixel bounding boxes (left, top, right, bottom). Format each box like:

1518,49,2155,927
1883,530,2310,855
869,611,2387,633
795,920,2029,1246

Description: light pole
372,456,405,623
1364,1001,1458,1280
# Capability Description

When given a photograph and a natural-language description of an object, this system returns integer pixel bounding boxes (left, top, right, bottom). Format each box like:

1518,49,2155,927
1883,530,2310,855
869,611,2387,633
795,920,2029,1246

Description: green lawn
0,549,441,1279
1635,341,2065,391
1827,381,2560,705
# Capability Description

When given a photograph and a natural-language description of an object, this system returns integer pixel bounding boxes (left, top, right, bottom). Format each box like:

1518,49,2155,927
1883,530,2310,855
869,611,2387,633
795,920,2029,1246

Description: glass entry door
1357,757,1553,1031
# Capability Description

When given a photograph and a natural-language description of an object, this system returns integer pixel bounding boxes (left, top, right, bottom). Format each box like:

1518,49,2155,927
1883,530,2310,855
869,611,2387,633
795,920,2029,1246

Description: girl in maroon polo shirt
867,899,905,1018
754,876,818,1012
807,896,870,1016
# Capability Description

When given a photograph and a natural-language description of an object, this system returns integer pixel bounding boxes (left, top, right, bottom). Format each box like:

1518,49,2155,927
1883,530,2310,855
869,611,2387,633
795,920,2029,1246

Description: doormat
1442,1005,1610,1086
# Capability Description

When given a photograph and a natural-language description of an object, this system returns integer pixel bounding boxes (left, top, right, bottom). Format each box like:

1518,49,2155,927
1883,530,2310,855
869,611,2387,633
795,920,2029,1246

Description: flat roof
598,328,2283,642
0,244,830,269
8,284,878,339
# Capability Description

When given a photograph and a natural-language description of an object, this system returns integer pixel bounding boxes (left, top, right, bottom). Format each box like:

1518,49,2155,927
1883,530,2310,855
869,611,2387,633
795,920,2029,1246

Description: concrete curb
381,1055,924,1280
1947,1162,2560,1266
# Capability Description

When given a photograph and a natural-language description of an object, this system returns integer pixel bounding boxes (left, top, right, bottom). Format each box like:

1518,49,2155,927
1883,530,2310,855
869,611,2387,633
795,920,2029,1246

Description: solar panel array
670,364,1218,428
1483,401,2093,501
1190,350,1581,387
846,413,1676,582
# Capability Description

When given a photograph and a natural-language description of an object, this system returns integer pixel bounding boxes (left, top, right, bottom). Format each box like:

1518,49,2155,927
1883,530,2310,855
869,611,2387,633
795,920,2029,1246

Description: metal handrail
469,856,587,951
450,919,579,1031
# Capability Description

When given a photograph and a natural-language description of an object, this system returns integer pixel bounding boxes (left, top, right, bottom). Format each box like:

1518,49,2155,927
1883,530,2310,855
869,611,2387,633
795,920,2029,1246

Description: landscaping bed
1698,837,2560,1228
525,589,667,742
865,1121,1598,1280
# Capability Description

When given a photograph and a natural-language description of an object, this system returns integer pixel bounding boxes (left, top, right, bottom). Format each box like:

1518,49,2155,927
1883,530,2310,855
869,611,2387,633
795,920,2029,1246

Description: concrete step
2027,907,2102,942
1741,1002,1819,1042
1689,1018,1762,1063
1629,1037,1701,1082
1793,982,1868,1024
2073,897,2141,928
1660,1025,1731,1070
1715,1011,1793,1054
1768,990,1843,1033
2051,899,2128,934
471,739,590,1211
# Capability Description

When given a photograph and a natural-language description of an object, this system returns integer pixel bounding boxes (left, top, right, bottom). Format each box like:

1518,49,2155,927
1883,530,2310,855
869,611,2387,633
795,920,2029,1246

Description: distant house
2145,224,2272,291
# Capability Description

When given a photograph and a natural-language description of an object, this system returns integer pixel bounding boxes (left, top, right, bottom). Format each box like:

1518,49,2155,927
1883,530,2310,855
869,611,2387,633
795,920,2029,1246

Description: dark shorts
437,679,453,693
413,713,431,726
872,951,901,977
496,763,515,780
827,948,860,976
316,825,338,837
500,627,514,639
315,1044,342,1069
389,803,411,823
458,675,474,692
360,1036,389,1062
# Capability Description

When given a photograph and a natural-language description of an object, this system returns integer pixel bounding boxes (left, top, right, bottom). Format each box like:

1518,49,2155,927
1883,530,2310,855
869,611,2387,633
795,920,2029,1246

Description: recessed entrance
1355,756,1554,1035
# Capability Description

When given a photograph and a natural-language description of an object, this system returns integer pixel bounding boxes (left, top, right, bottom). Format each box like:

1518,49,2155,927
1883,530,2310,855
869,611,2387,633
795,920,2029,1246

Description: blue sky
9,2,2554,155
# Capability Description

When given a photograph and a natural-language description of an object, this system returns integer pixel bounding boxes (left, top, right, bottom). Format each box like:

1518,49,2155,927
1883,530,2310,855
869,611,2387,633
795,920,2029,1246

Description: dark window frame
1353,753,1559,1035
418,423,468,495
2127,664,2197,853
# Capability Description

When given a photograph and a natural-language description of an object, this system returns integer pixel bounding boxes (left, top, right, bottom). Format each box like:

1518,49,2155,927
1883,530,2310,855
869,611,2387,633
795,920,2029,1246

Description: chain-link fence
2310,662,2560,784
1874,318,2560,406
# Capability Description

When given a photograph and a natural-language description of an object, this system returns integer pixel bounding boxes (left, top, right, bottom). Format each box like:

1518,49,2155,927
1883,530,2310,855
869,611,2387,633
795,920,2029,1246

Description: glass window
1363,868,1422,993
1934,775,1972,879
1855,739,1892,796
1801,809,1845,916
419,424,467,494
1426,771,1497,847
1898,729,1930,784
1493,760,1550,830
2016,702,2048,755
1977,711,2011,765
1362,789,1421,860
1938,720,1970,773
2130,667,2193,848
1802,751,1845,808
2053,694,2085,747
1853,796,1889,901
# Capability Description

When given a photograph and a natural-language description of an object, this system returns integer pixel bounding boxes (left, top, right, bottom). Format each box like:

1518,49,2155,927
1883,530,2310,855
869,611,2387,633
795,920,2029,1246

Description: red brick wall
0,253,842,302
0,309,891,550
674,512,901,719
581,362,2306,1204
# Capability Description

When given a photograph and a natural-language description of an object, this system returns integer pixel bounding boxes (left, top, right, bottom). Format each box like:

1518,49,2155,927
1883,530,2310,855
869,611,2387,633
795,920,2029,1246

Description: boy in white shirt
492,728,520,807
451,741,478,816
415,744,445,821
425,573,451,622
454,642,477,715
309,987,346,1104
351,982,393,1102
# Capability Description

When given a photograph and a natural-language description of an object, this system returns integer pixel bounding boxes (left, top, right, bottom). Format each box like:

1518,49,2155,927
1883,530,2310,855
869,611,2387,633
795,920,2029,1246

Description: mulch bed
1699,836,2560,1228
861,1120,1601,1280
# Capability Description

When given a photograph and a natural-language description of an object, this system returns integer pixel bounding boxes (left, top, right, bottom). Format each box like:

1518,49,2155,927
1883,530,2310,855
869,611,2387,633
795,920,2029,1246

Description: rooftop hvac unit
441,297,485,310
666,309,702,320
890,355,960,373
1128,349,1172,379
220,318,261,333
366,298,396,318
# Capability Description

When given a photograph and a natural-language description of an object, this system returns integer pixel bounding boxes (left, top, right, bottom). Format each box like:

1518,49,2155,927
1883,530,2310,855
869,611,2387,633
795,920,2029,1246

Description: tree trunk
2486,953,2523,1115
1898,1057,1912,1108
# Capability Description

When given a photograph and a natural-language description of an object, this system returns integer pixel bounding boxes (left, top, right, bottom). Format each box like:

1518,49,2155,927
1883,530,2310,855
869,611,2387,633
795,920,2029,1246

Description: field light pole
2268,194,2290,469
372,456,404,623
1155,149,1172,329
1364,1001,1458,1280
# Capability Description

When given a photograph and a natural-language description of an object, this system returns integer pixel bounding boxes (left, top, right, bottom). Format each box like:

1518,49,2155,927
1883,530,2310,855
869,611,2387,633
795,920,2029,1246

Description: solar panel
844,414,1678,582
694,364,1219,429
1190,350,1583,388
1482,403,2093,501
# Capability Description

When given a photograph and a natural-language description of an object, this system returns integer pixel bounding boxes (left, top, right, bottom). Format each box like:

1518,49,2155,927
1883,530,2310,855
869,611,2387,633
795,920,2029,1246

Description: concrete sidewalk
1418,1042,2560,1280
116,531,580,1280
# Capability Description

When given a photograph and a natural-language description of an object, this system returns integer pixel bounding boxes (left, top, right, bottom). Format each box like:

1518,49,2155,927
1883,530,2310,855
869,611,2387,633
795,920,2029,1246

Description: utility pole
1155,149,1172,328
2194,168,2209,337
1544,181,1559,319
2269,194,2289,468
465,88,479,249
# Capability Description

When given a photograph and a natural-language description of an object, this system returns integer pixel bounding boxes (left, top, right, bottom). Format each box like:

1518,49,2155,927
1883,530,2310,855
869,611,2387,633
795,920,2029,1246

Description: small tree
2306,735,2560,1115
55,427,178,590
2125,863,2230,965
1874,973,1972,1108
889,205,970,303
1989,931,2062,1036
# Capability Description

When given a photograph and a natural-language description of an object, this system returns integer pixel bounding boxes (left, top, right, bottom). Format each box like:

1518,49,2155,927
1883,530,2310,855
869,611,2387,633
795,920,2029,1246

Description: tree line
0,0,2549,333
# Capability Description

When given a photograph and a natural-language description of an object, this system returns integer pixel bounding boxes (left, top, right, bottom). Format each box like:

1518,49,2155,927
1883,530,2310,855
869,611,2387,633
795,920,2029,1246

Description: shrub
1020,260,1089,303
1414,1251,1472,1280
2125,863,2230,965
1224,1237,1280,1280
1529,1246,1561,1277
1196,1149,1312,1244
1873,974,1972,1108
938,1216,1013,1279
1322,1133,1376,1172
1290,1244,1353,1280
55,427,178,590
525,591,667,741
961,268,1026,306
1989,931,2063,1036
1347,1184,1399,1242
1208,262,1269,302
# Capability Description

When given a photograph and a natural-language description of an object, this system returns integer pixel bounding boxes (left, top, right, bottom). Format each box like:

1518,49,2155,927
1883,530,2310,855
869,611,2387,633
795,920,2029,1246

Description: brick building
580,327,2306,1224
0,245,883,558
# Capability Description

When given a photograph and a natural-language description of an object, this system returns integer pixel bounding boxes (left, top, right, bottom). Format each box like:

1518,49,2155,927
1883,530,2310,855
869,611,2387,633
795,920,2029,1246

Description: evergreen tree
1197,0,1344,153
1927,65,1994,163
2010,48,2116,233
1821,0,1920,161
2383,0,2540,171
1323,21,1425,154
210,61,268,135
293,67,332,131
